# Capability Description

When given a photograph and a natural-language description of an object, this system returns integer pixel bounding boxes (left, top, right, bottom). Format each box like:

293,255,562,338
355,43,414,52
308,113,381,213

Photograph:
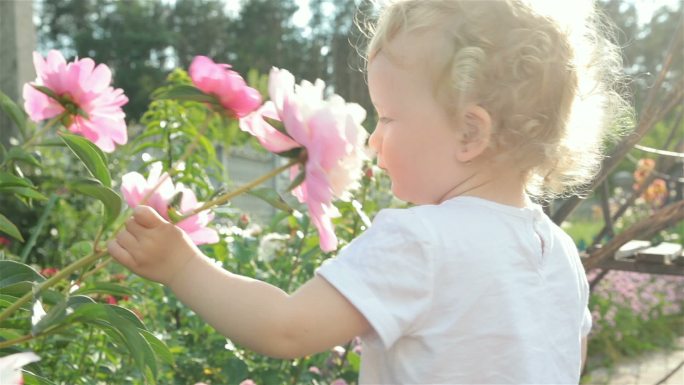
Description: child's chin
391,185,414,204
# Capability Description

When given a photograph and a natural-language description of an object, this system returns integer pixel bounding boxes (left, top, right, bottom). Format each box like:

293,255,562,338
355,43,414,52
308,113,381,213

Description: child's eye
379,117,393,125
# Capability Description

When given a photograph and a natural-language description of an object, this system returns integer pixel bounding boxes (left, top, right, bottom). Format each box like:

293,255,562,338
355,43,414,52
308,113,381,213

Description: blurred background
0,0,679,125
0,1,683,384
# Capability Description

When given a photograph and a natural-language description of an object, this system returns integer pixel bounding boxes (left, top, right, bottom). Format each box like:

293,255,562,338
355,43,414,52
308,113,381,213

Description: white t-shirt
316,196,592,385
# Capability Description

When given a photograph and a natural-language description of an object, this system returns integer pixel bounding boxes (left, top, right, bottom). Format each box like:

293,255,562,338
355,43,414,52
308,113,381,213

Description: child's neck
439,167,528,208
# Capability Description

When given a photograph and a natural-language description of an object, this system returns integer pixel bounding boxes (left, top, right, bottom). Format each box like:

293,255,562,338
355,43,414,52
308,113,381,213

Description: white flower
0,352,40,384
257,233,290,262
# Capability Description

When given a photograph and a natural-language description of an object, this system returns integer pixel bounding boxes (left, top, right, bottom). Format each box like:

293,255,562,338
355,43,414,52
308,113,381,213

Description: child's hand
108,206,202,286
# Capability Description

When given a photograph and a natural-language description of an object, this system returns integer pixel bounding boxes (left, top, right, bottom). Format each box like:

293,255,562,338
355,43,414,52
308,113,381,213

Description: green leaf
31,84,60,102
68,240,94,258
0,282,63,307
348,351,361,372
0,281,33,297
0,172,35,188
140,329,174,365
0,260,43,288
60,133,111,187
0,294,31,311
264,116,290,137
247,187,293,213
285,170,306,192
0,327,23,340
73,282,132,297
0,186,48,201
34,138,67,147
70,179,122,227
0,212,24,241
22,371,58,385
155,84,219,105
6,147,41,168
32,295,95,335
66,304,159,383
0,90,28,138
275,147,303,159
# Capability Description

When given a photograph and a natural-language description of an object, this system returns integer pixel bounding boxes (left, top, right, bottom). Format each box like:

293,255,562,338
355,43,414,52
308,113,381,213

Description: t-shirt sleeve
581,306,593,337
315,208,435,349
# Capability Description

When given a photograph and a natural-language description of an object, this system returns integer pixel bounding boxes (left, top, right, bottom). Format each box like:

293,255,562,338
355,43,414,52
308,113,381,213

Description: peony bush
0,50,382,384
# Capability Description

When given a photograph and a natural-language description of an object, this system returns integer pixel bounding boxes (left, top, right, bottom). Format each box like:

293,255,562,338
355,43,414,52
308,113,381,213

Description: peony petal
186,226,220,245
68,58,95,100
190,55,261,117
307,202,338,252
86,63,113,93
27,51,128,151
228,87,263,118
22,83,64,122
268,67,295,113
239,102,301,153
307,109,347,170
120,172,148,207
188,56,217,93
281,96,310,147
0,351,41,385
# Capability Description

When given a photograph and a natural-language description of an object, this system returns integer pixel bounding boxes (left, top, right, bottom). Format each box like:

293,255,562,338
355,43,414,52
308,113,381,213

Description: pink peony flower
240,68,368,252
0,352,40,385
330,380,348,385
189,56,262,118
120,163,219,245
23,50,128,152
239,380,257,385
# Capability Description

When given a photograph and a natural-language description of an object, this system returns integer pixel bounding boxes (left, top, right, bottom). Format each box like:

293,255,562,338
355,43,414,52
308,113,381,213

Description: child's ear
455,104,492,163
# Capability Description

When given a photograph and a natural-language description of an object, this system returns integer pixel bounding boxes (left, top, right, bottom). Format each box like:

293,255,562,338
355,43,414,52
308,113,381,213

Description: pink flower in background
239,380,257,385
0,236,11,247
189,56,262,118
240,67,368,252
40,267,59,277
120,163,219,245
23,50,128,152
0,352,40,385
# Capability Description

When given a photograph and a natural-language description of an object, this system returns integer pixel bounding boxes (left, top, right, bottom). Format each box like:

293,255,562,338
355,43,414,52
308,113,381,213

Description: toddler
109,0,628,383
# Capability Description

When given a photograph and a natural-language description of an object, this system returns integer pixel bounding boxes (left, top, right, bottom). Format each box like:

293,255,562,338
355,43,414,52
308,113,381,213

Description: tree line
37,0,682,129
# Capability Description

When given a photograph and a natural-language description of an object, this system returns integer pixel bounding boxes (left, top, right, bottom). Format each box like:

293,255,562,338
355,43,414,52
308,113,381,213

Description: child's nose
368,124,383,154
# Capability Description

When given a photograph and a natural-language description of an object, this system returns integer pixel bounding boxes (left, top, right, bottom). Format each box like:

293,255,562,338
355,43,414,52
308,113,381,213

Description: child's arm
108,206,371,359
581,336,587,371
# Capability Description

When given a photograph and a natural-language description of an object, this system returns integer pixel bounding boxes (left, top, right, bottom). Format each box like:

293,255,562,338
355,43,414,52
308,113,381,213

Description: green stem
22,116,62,149
66,225,105,294
20,193,58,263
74,327,94,378
286,217,309,292
180,158,299,220
0,323,70,349
0,249,105,324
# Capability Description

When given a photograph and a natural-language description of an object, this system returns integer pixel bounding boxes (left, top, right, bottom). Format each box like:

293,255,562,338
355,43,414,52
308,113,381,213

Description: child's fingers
125,217,145,238
107,240,138,270
133,205,166,228
115,229,138,250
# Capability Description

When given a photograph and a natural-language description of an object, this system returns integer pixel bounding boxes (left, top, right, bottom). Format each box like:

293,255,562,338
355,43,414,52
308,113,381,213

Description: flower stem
0,322,70,349
22,115,62,149
181,158,299,220
136,115,211,208
0,249,106,324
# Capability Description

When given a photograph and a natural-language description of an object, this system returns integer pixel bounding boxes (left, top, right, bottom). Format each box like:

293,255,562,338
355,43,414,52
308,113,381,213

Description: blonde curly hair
363,0,631,200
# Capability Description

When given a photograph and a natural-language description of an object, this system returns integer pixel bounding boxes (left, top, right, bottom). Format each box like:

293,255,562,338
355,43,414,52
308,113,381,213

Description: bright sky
207,0,683,26
282,0,681,27
632,0,681,24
